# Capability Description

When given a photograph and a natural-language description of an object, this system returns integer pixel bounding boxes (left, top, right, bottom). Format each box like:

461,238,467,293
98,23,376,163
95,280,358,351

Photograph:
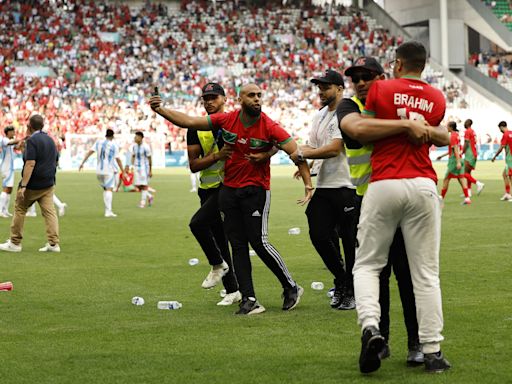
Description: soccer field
1,162,511,384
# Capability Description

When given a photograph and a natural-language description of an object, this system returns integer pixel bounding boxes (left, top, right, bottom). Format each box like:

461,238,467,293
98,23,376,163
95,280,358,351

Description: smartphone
152,87,159,96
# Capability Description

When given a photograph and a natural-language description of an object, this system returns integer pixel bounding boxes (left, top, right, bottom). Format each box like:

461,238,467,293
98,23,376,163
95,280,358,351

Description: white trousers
353,177,444,354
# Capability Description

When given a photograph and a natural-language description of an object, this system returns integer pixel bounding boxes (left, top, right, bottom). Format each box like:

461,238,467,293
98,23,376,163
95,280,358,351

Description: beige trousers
10,186,59,246
353,177,444,354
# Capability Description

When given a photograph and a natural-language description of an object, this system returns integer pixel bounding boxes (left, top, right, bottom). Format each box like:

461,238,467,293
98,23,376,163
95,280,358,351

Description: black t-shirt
186,128,223,157
336,98,364,150
23,131,58,190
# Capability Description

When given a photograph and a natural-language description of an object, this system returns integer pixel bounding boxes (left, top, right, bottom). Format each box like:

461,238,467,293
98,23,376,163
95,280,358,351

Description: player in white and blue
130,131,153,208
79,129,123,217
0,126,22,218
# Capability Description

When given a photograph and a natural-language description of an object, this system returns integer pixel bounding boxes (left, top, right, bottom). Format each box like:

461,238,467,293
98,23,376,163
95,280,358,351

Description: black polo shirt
23,131,58,190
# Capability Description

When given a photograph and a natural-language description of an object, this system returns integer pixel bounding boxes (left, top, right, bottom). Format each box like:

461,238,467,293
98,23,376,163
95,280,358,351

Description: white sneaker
0,212,10,218
138,202,146,208
217,290,242,306
461,198,472,205
201,261,229,289
39,243,61,252
58,203,67,217
105,211,117,217
500,193,512,201
26,211,37,217
0,240,22,253
476,182,485,195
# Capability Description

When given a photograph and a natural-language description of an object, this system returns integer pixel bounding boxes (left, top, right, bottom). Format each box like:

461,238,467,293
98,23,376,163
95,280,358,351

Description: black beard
321,96,336,107
245,106,261,117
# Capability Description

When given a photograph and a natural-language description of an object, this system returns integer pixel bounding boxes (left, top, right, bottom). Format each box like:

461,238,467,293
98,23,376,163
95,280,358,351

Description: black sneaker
424,351,451,373
282,285,304,311
359,326,386,374
406,343,424,366
379,343,391,360
330,287,344,308
338,293,356,310
235,297,265,315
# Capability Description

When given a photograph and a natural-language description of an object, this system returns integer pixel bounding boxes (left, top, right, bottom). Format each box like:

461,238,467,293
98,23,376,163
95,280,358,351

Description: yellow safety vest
345,96,373,196
197,131,224,189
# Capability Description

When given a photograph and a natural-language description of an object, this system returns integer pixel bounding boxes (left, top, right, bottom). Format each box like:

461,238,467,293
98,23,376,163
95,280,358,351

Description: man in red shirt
342,41,451,374
149,83,312,315
462,119,485,196
491,121,512,200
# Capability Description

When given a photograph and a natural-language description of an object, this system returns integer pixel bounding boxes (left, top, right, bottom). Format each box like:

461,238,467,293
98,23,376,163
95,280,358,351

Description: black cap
105,129,114,137
499,121,507,127
345,57,384,77
311,70,344,87
201,83,225,96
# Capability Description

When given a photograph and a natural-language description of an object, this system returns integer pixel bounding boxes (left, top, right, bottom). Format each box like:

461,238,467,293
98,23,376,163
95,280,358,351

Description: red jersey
363,77,446,183
464,128,477,157
501,130,512,156
121,171,134,186
448,131,460,157
207,110,291,189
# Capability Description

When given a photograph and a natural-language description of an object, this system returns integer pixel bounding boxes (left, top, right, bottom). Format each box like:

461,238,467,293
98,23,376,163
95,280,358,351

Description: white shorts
1,169,14,188
134,168,149,186
97,173,117,189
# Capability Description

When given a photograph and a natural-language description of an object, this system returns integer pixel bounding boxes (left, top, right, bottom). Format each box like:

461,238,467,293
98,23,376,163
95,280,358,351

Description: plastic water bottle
288,227,301,235
188,258,199,266
157,301,182,310
311,281,324,290
131,296,145,306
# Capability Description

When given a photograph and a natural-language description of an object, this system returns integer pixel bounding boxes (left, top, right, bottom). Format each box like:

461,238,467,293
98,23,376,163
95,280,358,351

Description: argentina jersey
93,139,119,175
131,143,151,172
1,137,14,187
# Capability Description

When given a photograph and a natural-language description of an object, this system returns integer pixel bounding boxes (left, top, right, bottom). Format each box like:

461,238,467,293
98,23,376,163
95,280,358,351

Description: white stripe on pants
353,177,444,354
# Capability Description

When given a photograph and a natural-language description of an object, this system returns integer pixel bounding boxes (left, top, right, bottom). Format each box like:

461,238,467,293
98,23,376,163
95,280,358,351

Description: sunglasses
350,72,377,83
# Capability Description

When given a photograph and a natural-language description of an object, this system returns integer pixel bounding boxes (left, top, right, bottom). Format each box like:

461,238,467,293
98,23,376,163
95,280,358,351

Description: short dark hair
135,131,144,138
396,41,427,73
464,119,473,128
4,126,14,134
499,121,507,127
105,129,114,137
29,114,44,131
448,121,457,130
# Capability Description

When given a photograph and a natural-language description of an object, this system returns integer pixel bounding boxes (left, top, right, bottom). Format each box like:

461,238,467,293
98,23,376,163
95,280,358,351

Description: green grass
1,162,511,383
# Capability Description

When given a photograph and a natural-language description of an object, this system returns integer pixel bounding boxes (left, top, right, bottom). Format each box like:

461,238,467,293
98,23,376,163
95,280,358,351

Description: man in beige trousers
0,114,60,253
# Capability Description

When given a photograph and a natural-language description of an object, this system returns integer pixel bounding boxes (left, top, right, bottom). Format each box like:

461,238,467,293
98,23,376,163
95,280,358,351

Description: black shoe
235,297,265,315
424,351,451,373
359,326,386,374
330,287,344,308
282,285,304,311
379,343,391,360
406,343,424,366
338,293,356,310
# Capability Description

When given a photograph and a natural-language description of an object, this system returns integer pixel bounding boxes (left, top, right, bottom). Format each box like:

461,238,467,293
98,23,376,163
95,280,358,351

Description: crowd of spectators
0,0,470,151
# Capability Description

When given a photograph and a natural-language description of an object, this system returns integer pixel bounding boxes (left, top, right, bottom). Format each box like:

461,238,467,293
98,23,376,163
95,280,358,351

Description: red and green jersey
363,77,446,183
464,127,477,158
207,110,292,190
449,131,460,159
501,130,512,165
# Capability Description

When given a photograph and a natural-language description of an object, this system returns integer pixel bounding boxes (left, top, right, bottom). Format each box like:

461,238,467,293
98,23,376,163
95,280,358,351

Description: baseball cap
345,57,385,77
201,83,225,97
311,70,344,87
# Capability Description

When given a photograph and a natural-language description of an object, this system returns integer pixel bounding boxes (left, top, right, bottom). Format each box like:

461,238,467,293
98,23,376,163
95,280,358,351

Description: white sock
53,194,64,209
6,193,10,212
141,190,148,204
0,192,7,213
105,190,113,212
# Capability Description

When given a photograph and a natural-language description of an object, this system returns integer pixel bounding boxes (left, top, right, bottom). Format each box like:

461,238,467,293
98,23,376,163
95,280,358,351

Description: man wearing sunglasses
337,57,423,371
341,42,451,374
289,70,357,311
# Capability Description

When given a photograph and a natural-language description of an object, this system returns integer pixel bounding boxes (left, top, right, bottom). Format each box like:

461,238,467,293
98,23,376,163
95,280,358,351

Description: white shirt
1,137,14,173
91,139,119,175
131,143,152,171
308,107,353,189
